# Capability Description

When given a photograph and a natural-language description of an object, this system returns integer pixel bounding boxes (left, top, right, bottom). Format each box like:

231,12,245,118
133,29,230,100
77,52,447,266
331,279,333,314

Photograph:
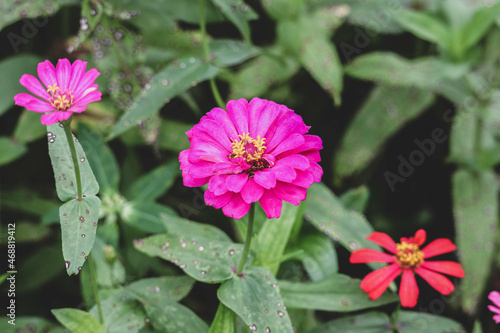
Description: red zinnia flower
179,97,323,219
350,229,464,307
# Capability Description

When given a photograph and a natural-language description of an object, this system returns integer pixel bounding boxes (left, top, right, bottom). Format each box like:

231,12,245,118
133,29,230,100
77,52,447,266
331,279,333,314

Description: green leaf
125,161,179,202
121,202,172,233
448,107,481,164
13,109,46,144
210,39,259,67
262,0,305,20
134,233,242,283
89,290,146,333
291,233,338,281
0,0,78,32
52,308,106,333
218,266,293,333
158,119,194,151
394,311,466,333
452,168,498,314
77,124,120,195
460,3,500,53
229,47,300,100
0,137,26,166
209,303,235,333
47,123,99,201
143,300,209,332
209,0,258,42
340,186,370,213
333,85,434,180
394,10,451,51
253,202,299,275
0,316,66,333
126,275,195,302
160,214,233,243
305,182,379,253
279,274,398,312
60,196,101,276
307,311,392,333
109,57,218,139
278,17,343,105
91,237,125,288
1,189,59,217
12,221,51,243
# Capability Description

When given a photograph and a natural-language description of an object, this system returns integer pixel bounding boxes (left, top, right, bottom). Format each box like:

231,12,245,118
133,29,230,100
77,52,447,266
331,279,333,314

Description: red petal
421,238,456,258
421,261,464,277
400,270,419,307
415,267,454,295
414,229,426,246
350,249,395,263
367,231,397,254
361,264,401,300
360,264,400,293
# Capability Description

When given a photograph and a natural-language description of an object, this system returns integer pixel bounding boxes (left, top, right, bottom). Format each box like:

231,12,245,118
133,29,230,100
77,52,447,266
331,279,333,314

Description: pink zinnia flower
179,98,323,219
350,229,464,307
14,58,101,125
488,291,500,323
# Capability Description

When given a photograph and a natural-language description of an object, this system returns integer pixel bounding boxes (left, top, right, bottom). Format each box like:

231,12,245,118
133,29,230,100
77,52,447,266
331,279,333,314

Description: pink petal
400,269,419,307
276,154,310,171
266,112,301,150
421,238,456,259
67,60,87,93
350,249,395,263
420,261,464,278
254,170,277,189
488,305,500,315
186,161,215,178
227,99,249,135
414,267,454,295
259,190,282,219
206,107,239,143
73,68,100,98
19,74,51,100
272,182,307,206
272,165,297,182
226,173,248,193
249,98,281,139
284,134,323,156
290,170,314,188
56,58,71,91
366,232,398,254
489,291,500,308
307,161,323,182
14,92,39,108
25,99,55,113
37,60,57,87
269,133,305,157
208,174,229,195
240,177,264,203
222,193,250,219
493,314,500,324
41,111,72,125
198,119,233,150
205,190,233,209
73,90,101,107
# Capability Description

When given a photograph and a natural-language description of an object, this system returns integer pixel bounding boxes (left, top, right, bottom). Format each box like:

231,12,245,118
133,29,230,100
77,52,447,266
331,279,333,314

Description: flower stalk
236,203,255,276
88,252,104,323
61,119,82,200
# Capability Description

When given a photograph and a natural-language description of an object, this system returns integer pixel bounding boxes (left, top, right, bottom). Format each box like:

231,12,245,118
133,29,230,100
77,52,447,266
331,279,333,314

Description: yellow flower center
394,241,424,269
230,133,266,162
47,84,73,111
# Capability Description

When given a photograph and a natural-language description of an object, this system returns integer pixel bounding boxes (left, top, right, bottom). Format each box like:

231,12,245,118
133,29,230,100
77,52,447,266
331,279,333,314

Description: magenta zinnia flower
179,98,323,219
14,58,101,125
488,291,500,323
350,229,464,307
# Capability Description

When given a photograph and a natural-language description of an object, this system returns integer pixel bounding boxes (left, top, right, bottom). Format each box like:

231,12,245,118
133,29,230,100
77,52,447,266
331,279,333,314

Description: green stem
200,0,225,109
88,253,104,323
61,119,82,200
236,203,255,275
